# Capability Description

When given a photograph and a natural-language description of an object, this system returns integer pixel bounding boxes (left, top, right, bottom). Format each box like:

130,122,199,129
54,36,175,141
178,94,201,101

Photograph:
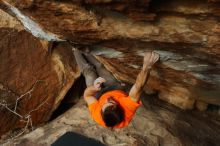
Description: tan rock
0,1,220,145
159,87,195,110
0,9,23,30
2,97,220,146
1,0,220,109
0,27,80,136
195,100,208,111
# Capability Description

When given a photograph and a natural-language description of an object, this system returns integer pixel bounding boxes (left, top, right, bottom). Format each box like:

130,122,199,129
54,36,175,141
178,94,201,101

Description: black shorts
95,83,131,99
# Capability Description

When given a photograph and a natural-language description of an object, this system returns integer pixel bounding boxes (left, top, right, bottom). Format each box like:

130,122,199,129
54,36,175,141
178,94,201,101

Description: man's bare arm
129,52,159,103
83,77,106,105
129,68,151,102
83,86,98,105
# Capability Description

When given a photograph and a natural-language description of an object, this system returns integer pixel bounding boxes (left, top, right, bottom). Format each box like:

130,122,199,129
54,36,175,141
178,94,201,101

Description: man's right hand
94,77,106,91
143,51,159,70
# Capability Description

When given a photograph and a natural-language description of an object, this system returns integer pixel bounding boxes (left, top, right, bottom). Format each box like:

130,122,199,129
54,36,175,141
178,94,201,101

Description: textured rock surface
1,0,219,110
2,96,220,146
0,10,80,136
0,0,220,145
0,9,23,30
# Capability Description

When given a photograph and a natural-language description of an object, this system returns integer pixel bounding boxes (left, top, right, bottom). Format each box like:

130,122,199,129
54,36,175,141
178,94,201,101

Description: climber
73,48,159,128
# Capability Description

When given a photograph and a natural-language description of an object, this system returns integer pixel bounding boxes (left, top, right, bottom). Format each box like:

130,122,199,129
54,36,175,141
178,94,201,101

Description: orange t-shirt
88,90,141,128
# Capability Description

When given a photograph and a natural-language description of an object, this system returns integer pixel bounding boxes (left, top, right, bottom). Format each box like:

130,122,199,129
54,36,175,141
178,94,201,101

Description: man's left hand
94,77,106,91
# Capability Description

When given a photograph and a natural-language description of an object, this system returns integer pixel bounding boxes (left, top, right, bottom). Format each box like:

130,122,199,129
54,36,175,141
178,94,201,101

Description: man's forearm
129,68,151,102
83,86,99,98
134,68,151,92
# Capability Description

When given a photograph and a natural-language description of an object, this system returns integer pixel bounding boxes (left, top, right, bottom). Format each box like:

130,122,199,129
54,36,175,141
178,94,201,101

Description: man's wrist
87,85,99,92
143,65,152,71
93,85,102,91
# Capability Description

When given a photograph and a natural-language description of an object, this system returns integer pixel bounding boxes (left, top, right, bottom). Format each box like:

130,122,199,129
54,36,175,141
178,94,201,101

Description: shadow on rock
52,132,106,146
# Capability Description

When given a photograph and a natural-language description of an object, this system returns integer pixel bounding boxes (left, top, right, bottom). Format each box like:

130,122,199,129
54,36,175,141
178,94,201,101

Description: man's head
101,97,124,127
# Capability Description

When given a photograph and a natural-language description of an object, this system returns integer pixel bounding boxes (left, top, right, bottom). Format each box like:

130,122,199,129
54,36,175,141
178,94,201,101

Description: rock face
1,0,219,110
0,0,220,145
0,9,80,137
2,97,220,146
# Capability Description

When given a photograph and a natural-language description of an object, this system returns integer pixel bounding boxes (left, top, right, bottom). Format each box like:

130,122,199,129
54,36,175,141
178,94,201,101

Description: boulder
2,96,220,146
1,0,219,110
0,9,80,136
0,0,220,145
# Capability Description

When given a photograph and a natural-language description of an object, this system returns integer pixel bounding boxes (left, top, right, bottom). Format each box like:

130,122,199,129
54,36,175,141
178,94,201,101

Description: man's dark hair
101,105,124,127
